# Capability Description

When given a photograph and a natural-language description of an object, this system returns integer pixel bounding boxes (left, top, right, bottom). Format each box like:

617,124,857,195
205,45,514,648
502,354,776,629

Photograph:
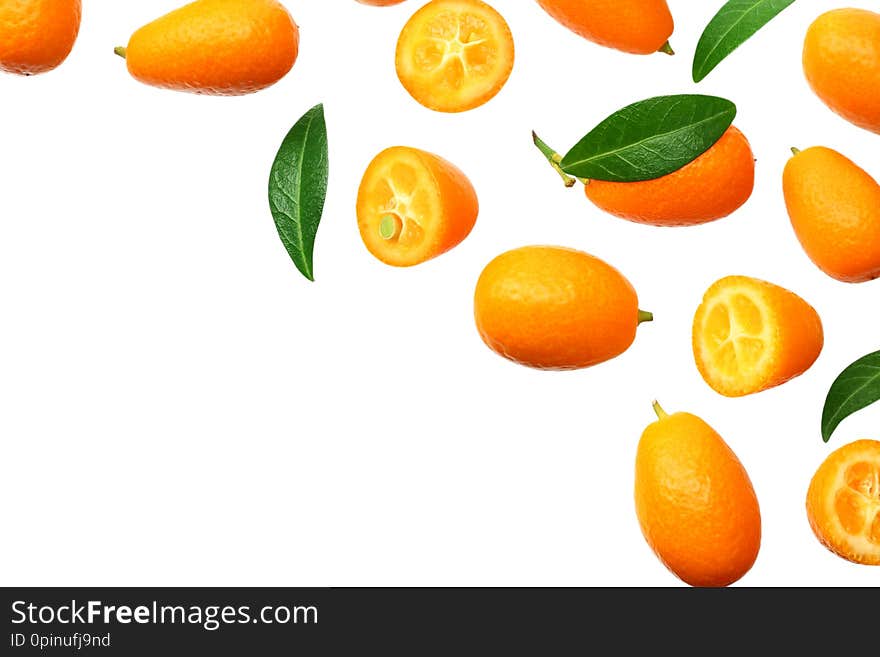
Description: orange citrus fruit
807,440,880,566
692,276,823,397
635,402,761,587
536,0,674,55
783,146,880,283
473,246,652,370
395,0,514,112
585,126,755,227
117,0,299,96
356,146,478,267
0,0,81,75
803,9,880,134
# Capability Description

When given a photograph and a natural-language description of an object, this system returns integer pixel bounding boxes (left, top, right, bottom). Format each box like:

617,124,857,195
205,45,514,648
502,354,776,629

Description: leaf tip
306,102,326,124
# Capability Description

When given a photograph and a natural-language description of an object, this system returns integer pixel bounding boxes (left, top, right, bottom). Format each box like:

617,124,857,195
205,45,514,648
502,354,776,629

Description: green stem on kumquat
532,131,586,188
652,401,669,420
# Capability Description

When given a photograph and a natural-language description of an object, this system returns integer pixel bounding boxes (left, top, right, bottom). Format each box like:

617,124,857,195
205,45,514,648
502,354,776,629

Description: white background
2,0,879,587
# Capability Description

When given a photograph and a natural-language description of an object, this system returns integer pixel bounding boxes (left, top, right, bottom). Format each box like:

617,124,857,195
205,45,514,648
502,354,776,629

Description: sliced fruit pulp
360,152,440,263
374,162,432,248
700,289,771,380
834,459,880,545
408,4,506,93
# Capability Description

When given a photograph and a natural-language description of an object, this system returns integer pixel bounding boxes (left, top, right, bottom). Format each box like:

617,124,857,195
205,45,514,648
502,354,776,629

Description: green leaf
822,351,880,443
693,0,797,83
268,103,329,281
559,95,736,182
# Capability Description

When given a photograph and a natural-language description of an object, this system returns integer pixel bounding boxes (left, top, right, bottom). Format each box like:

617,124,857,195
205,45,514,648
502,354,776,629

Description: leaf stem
790,147,801,156
652,400,669,420
532,132,592,188
638,310,654,324
114,46,127,59
532,131,577,188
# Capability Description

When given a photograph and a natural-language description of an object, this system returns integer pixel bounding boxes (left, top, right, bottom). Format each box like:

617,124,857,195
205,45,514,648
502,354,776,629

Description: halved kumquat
357,146,478,267
807,440,880,566
692,276,823,397
395,0,514,112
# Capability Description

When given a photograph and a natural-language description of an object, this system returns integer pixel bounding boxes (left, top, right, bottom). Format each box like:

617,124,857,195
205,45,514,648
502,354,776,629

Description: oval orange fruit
536,0,674,55
692,276,823,397
357,146,478,267
585,126,755,227
117,0,299,96
783,146,880,283
473,246,652,370
395,0,514,112
0,0,81,75
803,9,880,134
635,402,761,587
807,440,880,566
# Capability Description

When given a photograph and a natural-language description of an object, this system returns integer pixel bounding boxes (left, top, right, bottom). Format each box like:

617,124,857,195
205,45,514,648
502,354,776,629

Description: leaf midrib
562,107,731,170
277,112,316,279
696,0,777,75
823,362,880,437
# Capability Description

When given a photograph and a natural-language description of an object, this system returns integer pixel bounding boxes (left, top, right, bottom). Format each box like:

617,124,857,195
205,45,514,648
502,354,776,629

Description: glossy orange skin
536,0,673,55
692,276,824,397
585,126,755,227
123,0,299,96
636,409,761,587
357,146,478,267
0,0,81,75
804,9,880,134
474,246,645,370
806,440,880,566
783,147,880,283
